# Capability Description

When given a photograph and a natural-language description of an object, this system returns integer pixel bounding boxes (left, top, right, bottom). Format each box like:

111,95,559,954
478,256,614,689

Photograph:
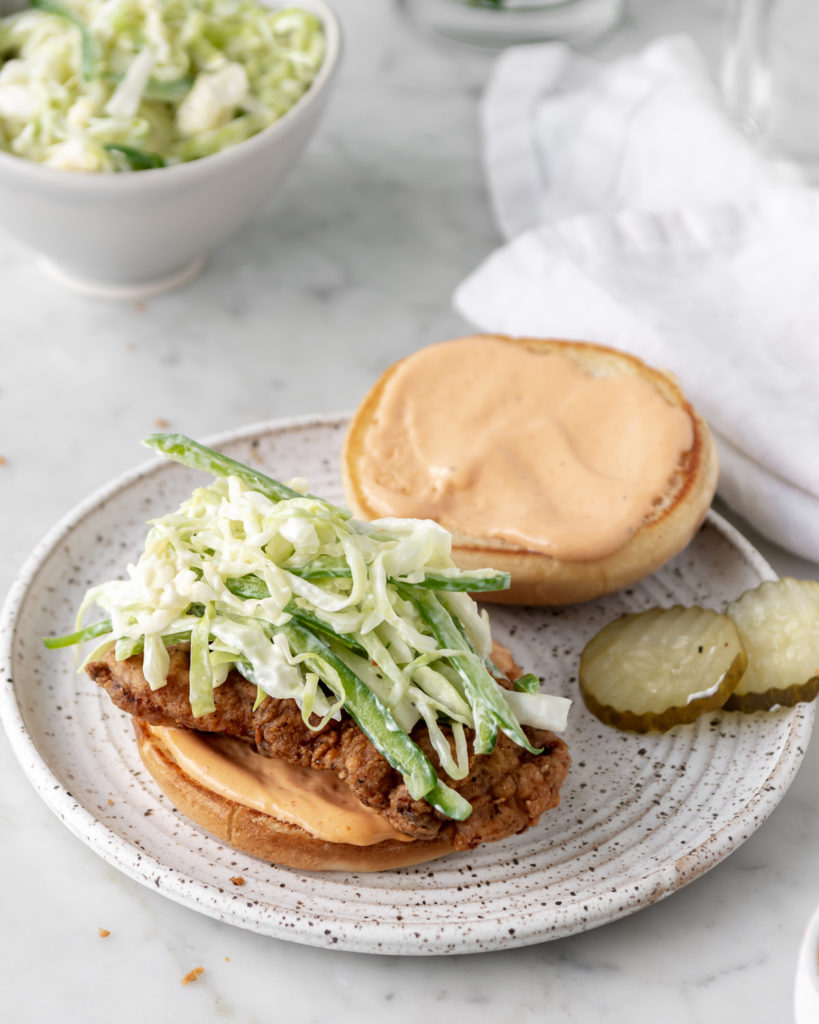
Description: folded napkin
454,36,819,563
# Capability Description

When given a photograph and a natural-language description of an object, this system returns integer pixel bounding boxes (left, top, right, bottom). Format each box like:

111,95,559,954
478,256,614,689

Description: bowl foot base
38,255,206,300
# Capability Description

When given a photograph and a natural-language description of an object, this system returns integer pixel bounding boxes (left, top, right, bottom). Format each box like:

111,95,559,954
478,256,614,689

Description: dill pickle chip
579,606,747,732
724,578,819,712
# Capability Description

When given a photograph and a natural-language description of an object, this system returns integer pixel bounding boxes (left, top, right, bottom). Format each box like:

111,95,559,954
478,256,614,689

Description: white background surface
1,0,817,1020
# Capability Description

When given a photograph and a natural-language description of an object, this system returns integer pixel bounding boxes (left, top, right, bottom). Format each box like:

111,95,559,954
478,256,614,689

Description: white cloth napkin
454,35,819,563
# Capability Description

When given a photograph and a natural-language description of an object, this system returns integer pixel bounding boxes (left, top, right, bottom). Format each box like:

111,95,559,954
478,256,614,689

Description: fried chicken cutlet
86,647,570,850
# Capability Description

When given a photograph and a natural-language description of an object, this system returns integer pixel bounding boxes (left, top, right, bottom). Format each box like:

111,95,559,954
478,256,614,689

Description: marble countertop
2,0,818,1020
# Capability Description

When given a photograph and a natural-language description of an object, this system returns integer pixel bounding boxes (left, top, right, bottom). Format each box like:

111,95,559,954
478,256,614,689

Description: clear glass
722,0,819,181
396,0,623,48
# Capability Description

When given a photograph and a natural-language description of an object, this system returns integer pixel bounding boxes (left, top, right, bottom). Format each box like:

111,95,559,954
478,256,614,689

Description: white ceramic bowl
795,902,819,1024
0,0,341,298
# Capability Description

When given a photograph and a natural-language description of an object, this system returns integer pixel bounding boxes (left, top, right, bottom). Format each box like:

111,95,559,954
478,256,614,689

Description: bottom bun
133,720,456,872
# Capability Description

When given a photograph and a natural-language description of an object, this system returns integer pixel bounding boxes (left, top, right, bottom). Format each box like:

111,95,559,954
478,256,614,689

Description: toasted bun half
343,335,719,606
133,720,455,872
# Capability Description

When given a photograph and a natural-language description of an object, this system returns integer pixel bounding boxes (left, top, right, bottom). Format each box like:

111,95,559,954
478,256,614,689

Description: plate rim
1,414,814,955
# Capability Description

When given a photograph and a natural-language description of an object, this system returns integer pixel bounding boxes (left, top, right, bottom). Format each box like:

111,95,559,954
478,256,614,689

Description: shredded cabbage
75,472,570,748
53,433,572,815
0,0,326,171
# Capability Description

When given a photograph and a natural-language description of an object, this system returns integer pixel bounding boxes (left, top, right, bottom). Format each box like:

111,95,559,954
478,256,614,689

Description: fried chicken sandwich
48,435,570,872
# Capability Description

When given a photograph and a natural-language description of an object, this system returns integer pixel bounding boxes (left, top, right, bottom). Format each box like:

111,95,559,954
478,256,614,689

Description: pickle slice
723,578,819,712
579,606,747,733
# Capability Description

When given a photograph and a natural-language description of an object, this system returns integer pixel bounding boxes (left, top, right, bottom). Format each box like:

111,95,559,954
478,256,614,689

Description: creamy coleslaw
0,0,326,171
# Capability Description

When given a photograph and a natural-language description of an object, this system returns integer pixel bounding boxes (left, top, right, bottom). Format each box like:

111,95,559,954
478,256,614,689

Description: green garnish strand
512,673,540,694
114,630,193,659
410,569,510,593
397,586,542,757
99,71,194,102
292,558,510,592
290,560,354,582
286,605,367,655
226,563,509,595
142,75,194,101
43,618,112,648
277,620,471,819
144,433,313,505
222,576,366,654
103,144,166,171
30,0,100,80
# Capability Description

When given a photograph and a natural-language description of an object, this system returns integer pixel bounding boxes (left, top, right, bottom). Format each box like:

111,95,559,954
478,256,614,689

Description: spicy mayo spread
355,336,695,561
150,726,413,846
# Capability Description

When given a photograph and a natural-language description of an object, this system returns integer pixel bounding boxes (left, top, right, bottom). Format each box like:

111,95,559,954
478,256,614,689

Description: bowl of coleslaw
0,0,340,296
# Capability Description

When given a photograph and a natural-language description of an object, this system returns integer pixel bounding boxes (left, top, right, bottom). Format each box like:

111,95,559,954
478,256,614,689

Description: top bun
342,335,719,606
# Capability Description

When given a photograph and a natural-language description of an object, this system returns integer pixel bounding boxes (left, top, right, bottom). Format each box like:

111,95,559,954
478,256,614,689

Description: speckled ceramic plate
0,415,814,955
